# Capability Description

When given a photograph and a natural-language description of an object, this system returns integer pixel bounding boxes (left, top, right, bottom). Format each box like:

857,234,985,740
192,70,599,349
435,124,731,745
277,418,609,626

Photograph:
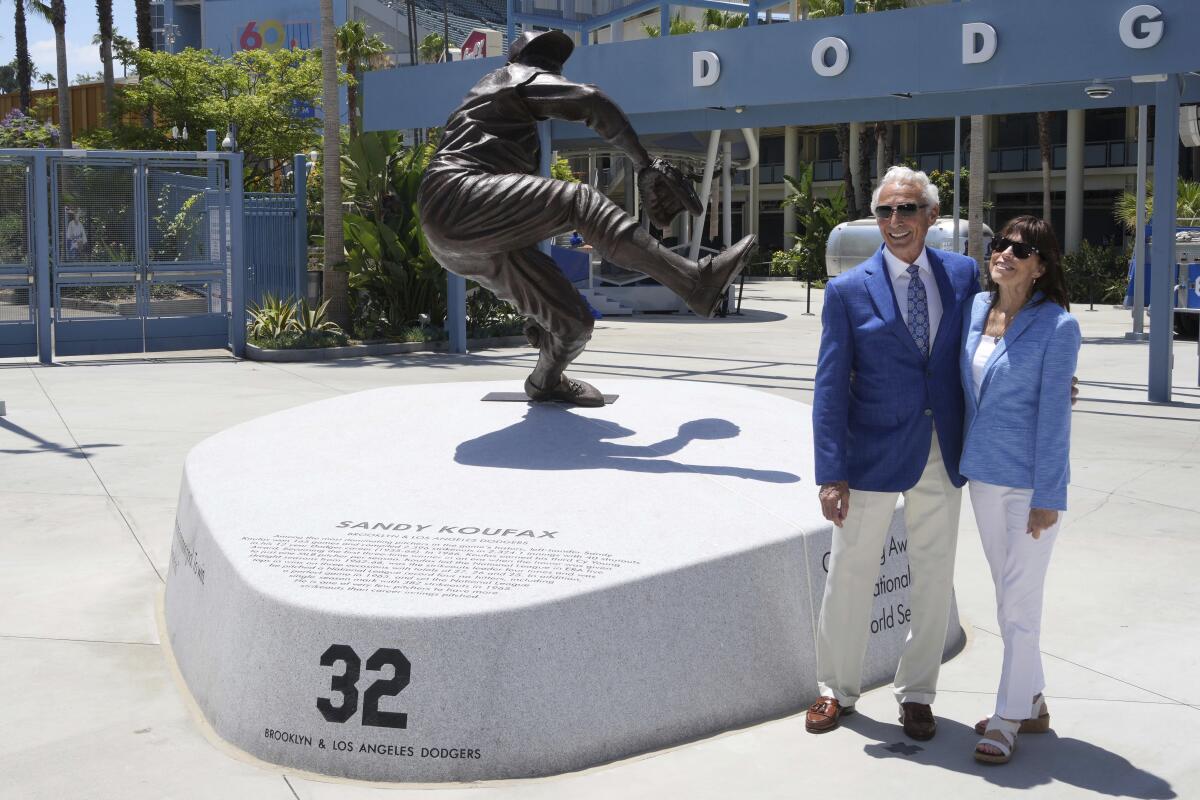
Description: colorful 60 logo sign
239,20,313,52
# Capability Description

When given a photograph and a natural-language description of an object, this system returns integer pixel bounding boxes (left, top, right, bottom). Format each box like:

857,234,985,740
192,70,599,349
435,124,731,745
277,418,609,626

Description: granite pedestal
163,379,963,781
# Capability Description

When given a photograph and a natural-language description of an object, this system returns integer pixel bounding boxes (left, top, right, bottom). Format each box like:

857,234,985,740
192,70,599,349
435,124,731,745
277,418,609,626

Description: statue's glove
637,158,703,230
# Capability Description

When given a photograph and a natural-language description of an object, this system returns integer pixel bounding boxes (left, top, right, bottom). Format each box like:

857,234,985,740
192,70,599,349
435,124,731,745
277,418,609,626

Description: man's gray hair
870,166,940,214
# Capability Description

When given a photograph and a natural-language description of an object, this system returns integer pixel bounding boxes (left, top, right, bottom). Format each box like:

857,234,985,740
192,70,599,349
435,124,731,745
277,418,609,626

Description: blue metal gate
0,158,34,357
245,191,305,307
0,148,249,363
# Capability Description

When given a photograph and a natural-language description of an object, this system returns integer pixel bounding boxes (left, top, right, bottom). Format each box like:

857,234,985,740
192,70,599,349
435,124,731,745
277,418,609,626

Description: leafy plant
0,109,59,148
247,293,298,341
769,249,801,277
1062,241,1128,307
419,33,445,64
1114,179,1200,230
292,298,343,337
465,288,524,338
152,188,203,261
96,47,326,188
782,163,847,283
642,14,699,37
341,131,446,339
246,293,347,348
551,157,579,182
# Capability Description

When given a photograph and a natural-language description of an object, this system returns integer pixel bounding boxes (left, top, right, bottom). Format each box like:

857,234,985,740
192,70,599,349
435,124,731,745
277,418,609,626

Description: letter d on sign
693,51,720,87
962,22,997,65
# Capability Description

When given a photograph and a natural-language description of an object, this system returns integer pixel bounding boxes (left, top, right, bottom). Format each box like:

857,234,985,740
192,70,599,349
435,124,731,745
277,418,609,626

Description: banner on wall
203,0,324,57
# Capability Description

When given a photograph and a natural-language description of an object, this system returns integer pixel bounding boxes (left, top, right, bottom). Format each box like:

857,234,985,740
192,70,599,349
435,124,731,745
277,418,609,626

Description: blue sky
0,3,140,84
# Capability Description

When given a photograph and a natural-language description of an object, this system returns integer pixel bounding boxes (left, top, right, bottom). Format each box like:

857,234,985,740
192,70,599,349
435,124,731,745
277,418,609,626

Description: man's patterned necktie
906,264,929,357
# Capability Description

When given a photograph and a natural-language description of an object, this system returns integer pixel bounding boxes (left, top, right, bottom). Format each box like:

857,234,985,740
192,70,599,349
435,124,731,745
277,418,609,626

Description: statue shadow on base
455,406,801,484
843,712,1175,798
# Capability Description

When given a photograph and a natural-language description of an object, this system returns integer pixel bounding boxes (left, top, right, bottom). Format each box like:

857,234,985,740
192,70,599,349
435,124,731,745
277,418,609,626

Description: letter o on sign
1120,4,1164,49
811,37,850,77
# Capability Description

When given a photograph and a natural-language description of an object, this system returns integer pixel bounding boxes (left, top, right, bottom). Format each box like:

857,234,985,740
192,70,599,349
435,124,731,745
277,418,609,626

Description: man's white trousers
816,432,962,707
968,480,1061,720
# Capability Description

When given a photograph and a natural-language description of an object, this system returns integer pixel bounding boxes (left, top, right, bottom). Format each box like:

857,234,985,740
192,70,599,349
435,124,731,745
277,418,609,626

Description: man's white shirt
883,245,942,346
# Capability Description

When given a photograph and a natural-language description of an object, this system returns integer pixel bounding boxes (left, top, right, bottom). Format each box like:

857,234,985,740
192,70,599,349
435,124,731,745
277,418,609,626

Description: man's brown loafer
805,696,854,734
899,702,936,740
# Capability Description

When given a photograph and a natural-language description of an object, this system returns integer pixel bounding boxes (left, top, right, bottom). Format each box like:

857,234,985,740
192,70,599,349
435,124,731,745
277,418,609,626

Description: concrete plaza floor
1,280,1196,799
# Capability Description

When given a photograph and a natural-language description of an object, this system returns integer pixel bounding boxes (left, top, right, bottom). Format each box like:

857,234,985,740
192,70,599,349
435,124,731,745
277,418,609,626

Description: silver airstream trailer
825,217,994,277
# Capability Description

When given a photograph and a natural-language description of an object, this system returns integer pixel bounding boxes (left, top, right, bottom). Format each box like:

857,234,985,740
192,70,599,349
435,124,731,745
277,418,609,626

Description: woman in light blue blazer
959,216,1080,765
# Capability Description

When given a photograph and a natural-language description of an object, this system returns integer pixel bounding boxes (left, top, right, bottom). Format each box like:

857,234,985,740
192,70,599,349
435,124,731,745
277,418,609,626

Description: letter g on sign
693,51,720,87
811,37,849,77
1120,5,1164,49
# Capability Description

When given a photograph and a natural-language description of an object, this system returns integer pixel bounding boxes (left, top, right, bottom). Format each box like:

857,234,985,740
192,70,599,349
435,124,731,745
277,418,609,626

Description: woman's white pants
968,480,1061,720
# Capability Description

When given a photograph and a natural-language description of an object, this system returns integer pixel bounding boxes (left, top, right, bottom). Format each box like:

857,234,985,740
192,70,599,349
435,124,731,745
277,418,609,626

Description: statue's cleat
524,374,605,407
686,234,757,318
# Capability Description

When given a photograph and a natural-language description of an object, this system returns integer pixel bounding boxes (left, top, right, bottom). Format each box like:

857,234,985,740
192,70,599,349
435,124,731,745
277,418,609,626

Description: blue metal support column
32,151,52,365
229,153,247,358
294,153,308,301
746,0,757,25
843,0,853,14
661,4,671,36
447,276,467,353
1149,75,1180,403
507,0,516,51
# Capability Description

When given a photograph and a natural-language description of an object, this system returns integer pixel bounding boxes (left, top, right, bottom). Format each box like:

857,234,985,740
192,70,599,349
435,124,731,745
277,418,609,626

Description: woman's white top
972,337,998,399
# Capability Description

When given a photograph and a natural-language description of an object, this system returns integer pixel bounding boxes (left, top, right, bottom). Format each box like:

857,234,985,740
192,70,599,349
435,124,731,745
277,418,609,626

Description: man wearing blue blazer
806,167,979,740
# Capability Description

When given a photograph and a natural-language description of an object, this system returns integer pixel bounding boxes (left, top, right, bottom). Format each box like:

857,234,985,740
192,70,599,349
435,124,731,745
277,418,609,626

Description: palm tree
335,20,389,141
30,1,70,148
808,0,906,214
418,32,445,64
135,0,154,51
95,0,115,125
320,0,349,328
1114,180,1200,230
14,0,32,111
1037,111,1053,222
967,114,986,267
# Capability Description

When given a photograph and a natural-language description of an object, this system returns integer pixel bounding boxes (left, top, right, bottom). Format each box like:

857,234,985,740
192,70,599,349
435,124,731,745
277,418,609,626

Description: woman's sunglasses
873,203,927,220
992,237,1040,259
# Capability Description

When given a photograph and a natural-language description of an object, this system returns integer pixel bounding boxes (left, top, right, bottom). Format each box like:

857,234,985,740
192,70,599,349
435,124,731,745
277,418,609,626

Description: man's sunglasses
992,237,1040,259
873,203,928,220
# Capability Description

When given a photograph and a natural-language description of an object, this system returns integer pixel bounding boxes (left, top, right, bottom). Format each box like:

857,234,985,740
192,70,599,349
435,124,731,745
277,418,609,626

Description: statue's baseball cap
507,30,575,70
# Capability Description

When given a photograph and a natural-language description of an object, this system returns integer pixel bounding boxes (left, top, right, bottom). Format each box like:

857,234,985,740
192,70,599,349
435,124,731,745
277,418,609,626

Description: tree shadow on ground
843,711,1175,798
455,405,800,483
0,418,119,459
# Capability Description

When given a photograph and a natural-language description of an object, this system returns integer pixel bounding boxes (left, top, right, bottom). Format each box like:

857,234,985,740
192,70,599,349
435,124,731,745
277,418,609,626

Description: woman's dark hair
985,215,1070,310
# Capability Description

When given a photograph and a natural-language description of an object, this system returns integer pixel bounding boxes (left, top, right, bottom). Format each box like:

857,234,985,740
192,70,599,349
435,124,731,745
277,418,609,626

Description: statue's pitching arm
518,74,652,172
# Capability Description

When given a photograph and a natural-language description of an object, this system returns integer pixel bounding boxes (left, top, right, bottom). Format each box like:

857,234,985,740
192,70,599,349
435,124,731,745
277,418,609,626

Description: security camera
1085,82,1115,100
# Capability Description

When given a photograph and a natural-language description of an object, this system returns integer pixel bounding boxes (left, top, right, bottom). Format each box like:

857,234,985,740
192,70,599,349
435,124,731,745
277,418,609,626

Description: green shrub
341,131,446,339
1062,241,1128,306
247,293,348,349
0,109,58,148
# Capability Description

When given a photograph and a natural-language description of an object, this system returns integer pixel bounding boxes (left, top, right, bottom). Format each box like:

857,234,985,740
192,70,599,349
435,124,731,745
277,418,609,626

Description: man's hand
1027,507,1058,539
1070,376,1079,407
819,481,850,528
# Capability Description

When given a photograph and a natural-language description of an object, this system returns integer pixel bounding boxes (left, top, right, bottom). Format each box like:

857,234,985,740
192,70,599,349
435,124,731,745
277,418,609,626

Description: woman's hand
1027,508,1058,539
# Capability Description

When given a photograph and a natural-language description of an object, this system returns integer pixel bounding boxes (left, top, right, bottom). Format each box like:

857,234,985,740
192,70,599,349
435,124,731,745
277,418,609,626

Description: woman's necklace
987,306,1021,343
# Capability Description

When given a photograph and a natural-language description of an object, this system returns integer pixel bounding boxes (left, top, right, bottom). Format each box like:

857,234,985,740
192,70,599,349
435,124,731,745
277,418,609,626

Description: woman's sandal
973,693,1051,736
974,716,1021,764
